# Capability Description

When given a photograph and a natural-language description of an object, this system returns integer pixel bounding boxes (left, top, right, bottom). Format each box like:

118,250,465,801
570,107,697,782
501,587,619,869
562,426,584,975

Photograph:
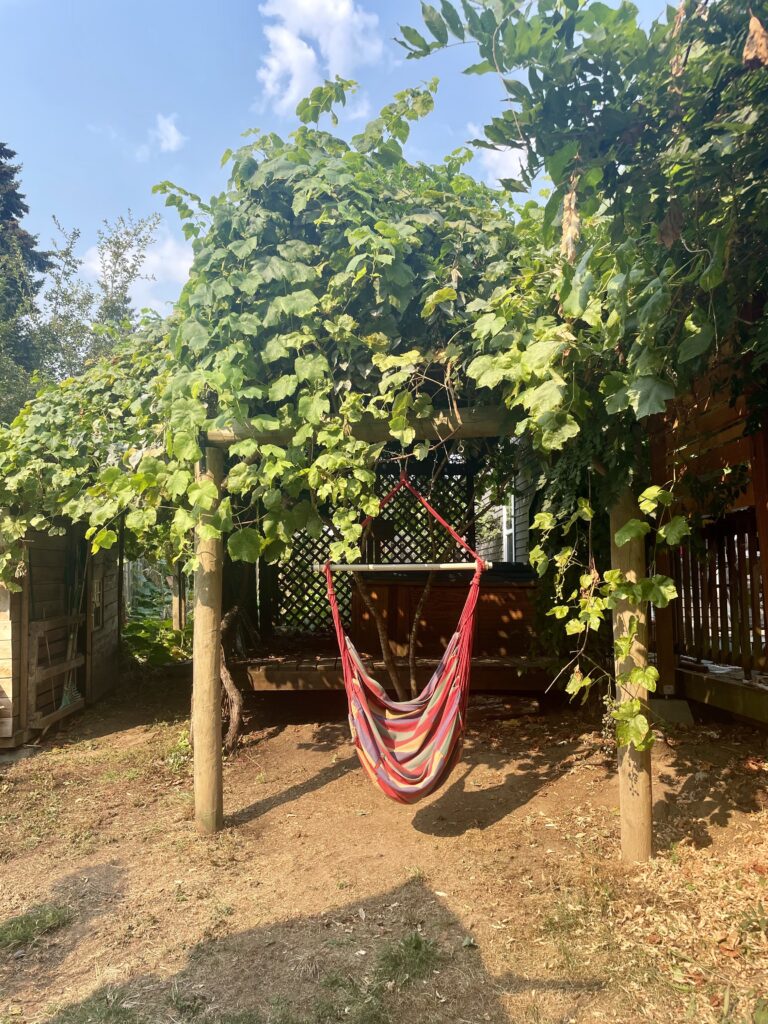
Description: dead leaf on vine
659,200,683,248
743,14,768,67
560,179,580,266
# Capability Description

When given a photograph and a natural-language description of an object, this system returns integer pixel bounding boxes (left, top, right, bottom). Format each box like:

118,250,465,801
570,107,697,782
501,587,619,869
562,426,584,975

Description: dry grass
1,680,768,1024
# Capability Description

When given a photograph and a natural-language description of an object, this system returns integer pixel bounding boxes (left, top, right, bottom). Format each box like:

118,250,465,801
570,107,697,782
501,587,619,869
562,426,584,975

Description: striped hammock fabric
324,473,487,803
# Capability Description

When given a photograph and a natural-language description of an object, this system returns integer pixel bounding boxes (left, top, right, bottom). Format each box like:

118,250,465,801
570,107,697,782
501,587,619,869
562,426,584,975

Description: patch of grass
169,984,207,1018
0,902,72,950
265,1000,301,1024
375,930,439,988
344,1001,388,1024
165,729,193,775
213,1014,265,1024
46,989,142,1024
740,900,768,940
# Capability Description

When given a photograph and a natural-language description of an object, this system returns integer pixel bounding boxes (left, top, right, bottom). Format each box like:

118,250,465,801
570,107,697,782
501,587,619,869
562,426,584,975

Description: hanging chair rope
323,472,487,803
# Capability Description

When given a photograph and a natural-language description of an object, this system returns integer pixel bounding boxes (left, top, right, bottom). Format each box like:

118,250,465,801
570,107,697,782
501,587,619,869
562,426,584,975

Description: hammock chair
322,472,489,804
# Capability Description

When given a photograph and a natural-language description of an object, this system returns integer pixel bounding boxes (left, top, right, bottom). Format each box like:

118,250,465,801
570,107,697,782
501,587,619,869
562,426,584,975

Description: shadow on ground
36,876,603,1024
652,721,768,851
0,863,126,1004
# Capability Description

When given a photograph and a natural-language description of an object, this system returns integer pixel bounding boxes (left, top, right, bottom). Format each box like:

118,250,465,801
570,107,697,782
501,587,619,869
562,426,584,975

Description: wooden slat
708,541,720,662
717,530,730,663
679,436,752,476
736,525,752,675
30,654,85,686
29,614,84,636
726,527,741,666
29,698,85,730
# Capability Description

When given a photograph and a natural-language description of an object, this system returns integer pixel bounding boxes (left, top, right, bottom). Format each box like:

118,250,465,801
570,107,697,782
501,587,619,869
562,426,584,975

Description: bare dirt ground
1,674,767,1024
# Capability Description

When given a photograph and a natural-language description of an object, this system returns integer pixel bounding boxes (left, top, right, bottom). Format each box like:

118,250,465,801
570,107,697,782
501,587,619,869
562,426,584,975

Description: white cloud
152,113,187,153
256,0,383,116
346,93,372,121
467,122,525,188
83,223,193,315
132,113,187,162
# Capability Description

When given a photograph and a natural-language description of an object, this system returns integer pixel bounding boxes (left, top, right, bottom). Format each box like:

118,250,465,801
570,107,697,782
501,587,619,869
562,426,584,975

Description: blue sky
2,0,667,311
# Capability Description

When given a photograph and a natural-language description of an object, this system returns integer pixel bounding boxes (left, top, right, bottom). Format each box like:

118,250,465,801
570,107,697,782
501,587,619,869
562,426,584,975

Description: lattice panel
277,529,351,634
367,466,474,565
275,464,474,635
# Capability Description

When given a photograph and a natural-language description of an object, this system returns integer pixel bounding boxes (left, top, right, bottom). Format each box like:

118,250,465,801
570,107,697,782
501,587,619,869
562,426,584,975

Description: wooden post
169,568,184,632
19,549,30,734
649,421,677,696
178,564,187,629
192,446,225,835
610,487,653,863
751,421,768,618
117,516,125,656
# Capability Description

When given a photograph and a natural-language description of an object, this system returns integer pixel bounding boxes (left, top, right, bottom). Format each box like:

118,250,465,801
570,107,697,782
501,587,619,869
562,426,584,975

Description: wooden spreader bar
314,562,490,572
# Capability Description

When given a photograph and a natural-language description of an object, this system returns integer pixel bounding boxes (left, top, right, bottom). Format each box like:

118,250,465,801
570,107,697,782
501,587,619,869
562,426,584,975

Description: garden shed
0,526,120,747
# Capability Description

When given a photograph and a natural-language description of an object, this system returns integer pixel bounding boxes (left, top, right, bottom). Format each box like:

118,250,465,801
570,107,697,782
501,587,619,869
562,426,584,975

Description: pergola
190,405,653,862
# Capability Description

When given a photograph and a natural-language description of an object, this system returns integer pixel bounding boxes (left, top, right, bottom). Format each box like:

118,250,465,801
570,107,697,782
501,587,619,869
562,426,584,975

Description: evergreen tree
0,142,50,321
0,142,160,421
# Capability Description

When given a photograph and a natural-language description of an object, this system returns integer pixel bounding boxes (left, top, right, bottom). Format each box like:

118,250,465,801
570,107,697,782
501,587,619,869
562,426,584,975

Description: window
501,494,516,562
92,577,104,630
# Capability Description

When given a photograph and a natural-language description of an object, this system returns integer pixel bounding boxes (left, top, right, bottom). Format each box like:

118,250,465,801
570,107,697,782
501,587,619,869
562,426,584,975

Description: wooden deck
232,653,554,693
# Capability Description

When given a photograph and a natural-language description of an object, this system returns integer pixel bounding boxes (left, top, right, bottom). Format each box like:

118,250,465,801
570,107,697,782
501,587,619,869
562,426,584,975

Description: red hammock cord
358,469,487,566
325,469,487,626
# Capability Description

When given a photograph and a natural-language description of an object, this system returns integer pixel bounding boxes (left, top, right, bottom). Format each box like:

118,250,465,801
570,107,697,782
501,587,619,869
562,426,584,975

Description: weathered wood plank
30,654,85,686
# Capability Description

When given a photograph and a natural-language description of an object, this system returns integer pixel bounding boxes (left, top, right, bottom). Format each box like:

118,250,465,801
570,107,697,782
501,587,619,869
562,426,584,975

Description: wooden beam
192,446,225,835
206,406,516,447
679,667,768,726
610,488,653,863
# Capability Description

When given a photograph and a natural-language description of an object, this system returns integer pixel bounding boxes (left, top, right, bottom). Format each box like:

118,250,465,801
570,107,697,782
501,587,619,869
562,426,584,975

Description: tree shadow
228,755,359,826
40,877,604,1024
234,694,594,836
51,670,193,746
0,862,125,1003
412,697,586,837
651,718,768,852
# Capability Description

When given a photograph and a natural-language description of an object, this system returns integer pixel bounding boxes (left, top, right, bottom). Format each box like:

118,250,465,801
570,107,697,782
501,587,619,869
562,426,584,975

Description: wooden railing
670,508,767,676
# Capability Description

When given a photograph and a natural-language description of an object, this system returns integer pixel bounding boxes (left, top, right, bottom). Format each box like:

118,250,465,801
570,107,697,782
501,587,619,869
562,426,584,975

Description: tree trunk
609,487,653,863
220,605,244,753
408,571,434,697
353,574,408,700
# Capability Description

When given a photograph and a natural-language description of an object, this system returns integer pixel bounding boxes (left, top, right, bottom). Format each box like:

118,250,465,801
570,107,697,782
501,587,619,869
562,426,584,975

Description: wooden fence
650,363,768,683
670,508,767,676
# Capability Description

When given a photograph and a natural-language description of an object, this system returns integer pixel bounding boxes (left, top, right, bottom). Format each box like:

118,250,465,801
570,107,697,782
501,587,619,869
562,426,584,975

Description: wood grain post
610,487,653,863
649,420,678,695
752,422,768,621
117,516,125,656
192,446,225,835
19,549,30,734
